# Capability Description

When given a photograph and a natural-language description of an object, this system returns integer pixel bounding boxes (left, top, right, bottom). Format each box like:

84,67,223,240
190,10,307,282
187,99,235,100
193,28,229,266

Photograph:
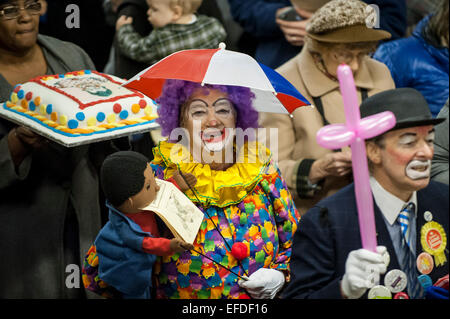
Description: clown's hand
341,246,387,299
238,268,285,299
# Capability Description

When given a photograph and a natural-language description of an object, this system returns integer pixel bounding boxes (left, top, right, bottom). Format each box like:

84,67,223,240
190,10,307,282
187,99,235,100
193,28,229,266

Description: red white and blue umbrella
122,43,310,114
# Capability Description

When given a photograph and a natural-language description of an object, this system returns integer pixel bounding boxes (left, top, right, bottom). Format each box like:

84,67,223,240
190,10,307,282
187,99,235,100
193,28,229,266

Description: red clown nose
231,242,248,261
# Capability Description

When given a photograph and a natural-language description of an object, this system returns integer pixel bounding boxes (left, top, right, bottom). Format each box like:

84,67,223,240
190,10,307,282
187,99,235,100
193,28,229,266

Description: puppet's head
100,151,158,211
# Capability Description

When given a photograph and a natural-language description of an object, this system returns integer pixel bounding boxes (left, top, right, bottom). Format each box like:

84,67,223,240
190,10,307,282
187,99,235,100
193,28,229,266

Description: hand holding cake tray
0,70,159,147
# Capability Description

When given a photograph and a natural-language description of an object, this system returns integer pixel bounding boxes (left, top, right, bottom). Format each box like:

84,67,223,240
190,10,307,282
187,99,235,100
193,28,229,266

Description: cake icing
3,70,158,136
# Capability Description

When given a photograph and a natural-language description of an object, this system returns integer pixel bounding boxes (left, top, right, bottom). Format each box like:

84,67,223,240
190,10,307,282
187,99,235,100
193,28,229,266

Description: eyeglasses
186,98,235,121
330,48,373,64
0,1,42,20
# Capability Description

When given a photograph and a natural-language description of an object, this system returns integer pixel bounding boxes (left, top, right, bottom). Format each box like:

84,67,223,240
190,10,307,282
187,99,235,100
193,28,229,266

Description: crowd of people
0,0,448,300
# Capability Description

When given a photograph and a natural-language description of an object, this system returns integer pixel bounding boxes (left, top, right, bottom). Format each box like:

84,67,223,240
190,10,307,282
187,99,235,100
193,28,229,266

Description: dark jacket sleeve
282,206,343,299
228,0,290,38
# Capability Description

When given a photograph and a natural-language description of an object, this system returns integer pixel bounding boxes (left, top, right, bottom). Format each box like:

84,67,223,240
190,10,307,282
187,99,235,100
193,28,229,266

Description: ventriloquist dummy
94,151,195,298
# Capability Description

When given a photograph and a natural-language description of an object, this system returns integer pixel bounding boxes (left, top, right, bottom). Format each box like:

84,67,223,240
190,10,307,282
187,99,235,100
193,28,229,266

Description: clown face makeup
371,125,435,201
182,88,237,164
405,159,431,180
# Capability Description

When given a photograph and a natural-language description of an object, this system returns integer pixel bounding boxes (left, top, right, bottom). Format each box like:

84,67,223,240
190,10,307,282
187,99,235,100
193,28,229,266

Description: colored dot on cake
87,117,96,127
13,85,21,93
25,92,33,101
96,112,106,122
46,104,53,114
21,99,28,109
119,110,129,120
85,70,92,74
68,119,78,129
113,103,122,113
29,101,36,111
76,112,85,121
39,105,46,115
131,104,140,114
10,93,18,104
34,97,41,106
17,90,25,99
144,105,153,116
51,112,58,122
60,115,68,126
107,113,116,123
139,99,147,108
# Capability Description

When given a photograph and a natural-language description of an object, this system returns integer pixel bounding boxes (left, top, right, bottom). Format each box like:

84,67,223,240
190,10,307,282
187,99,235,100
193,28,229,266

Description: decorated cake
2,70,158,136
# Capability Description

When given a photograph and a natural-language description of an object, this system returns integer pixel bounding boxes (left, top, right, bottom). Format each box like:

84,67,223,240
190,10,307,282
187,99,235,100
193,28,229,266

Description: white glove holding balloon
341,246,388,299
238,268,285,299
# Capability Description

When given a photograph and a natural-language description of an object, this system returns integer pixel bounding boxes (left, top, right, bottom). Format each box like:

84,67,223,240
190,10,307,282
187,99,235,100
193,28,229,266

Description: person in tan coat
260,0,396,215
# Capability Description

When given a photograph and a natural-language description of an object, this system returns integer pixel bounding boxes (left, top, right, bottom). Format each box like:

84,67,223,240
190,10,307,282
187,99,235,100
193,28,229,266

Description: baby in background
115,0,226,66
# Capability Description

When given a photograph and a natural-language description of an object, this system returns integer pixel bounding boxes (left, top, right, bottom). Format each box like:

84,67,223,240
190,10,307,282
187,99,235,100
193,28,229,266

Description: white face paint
405,159,431,180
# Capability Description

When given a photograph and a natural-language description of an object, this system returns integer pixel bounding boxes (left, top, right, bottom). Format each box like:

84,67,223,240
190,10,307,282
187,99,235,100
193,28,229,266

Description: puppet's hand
170,238,194,253
172,170,197,192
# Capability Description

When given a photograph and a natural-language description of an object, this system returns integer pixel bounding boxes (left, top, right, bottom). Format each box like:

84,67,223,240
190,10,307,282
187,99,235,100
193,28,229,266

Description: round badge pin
423,211,433,222
416,252,434,275
368,285,392,299
393,292,409,299
418,274,433,290
384,269,408,293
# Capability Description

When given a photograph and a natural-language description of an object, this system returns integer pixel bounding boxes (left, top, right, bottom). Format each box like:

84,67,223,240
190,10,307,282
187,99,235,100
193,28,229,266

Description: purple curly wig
156,80,259,137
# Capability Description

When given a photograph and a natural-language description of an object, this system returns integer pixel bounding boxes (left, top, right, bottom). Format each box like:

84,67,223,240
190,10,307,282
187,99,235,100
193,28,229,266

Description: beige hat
306,0,391,43
290,0,331,13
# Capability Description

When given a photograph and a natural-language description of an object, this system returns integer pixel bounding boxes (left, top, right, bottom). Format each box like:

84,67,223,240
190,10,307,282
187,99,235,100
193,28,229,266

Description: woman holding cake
0,0,113,298
83,79,300,299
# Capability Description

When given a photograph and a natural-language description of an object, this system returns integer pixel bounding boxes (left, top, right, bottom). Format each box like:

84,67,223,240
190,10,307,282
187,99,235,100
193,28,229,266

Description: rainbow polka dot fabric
151,141,300,299
82,141,300,299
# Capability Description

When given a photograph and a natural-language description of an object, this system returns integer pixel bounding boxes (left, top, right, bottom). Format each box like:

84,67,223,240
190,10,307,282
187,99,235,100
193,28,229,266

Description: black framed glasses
0,1,42,20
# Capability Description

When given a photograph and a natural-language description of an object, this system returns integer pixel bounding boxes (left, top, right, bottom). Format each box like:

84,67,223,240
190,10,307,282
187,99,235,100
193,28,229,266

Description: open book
141,178,204,244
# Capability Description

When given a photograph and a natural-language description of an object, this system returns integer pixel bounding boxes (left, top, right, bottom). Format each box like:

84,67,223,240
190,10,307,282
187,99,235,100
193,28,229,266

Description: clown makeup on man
368,125,436,201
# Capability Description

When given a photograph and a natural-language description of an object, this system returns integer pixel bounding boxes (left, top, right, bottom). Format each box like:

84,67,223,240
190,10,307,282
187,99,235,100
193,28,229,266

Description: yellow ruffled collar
152,140,272,207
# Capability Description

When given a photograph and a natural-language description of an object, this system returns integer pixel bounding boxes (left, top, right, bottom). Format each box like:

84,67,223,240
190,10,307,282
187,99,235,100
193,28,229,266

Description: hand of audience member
172,170,197,192
340,246,387,299
170,238,194,253
116,15,133,31
275,7,314,47
7,126,48,167
238,268,285,299
308,151,352,184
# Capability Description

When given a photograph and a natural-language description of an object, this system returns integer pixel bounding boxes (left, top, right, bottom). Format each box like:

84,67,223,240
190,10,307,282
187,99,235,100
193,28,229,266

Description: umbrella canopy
122,44,310,114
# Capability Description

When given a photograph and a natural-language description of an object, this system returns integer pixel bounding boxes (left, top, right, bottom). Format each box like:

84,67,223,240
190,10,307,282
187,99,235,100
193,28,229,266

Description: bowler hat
360,88,445,131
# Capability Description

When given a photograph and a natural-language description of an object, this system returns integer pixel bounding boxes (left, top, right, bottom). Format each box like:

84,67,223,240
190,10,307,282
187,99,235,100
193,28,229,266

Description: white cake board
0,104,160,148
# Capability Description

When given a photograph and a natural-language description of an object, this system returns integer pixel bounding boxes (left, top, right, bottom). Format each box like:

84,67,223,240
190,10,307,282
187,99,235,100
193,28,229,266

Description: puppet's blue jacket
94,201,156,299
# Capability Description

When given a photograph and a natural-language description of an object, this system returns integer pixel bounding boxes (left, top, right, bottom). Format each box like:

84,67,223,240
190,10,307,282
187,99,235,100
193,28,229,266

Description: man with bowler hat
283,88,449,299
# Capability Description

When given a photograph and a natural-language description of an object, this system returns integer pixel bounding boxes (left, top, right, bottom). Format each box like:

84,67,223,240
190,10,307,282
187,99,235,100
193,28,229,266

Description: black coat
283,181,449,299
0,35,116,298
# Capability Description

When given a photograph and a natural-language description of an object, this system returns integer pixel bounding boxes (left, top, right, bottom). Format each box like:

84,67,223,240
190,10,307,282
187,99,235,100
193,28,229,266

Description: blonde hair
169,0,202,14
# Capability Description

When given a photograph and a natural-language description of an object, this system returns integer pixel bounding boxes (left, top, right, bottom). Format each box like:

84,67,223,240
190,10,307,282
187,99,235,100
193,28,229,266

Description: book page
142,179,204,244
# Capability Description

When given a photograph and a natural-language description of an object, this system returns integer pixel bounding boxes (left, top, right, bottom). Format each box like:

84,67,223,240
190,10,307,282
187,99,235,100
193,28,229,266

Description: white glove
341,246,388,299
238,268,285,299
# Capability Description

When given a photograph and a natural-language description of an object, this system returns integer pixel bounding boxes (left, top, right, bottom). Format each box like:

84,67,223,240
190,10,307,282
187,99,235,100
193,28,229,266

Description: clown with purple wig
83,79,300,299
